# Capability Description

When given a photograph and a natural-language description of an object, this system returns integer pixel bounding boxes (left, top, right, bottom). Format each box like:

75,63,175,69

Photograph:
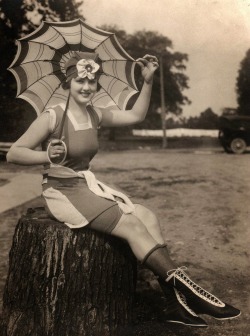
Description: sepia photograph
0,1,249,335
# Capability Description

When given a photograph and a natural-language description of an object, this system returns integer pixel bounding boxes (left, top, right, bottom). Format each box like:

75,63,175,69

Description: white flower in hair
76,59,100,80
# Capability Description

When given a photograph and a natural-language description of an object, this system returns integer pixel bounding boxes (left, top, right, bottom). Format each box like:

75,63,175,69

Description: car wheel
230,138,247,154
223,145,233,154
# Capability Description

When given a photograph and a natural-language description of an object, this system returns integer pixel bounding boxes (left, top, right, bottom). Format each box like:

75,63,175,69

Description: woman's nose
82,80,90,91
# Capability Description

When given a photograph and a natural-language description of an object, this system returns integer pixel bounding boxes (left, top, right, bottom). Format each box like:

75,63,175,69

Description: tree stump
1,207,137,336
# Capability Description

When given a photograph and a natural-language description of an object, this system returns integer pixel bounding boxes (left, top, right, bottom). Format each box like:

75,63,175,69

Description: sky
78,0,250,117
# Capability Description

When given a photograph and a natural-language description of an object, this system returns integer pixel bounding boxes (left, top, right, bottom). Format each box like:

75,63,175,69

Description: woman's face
70,77,98,104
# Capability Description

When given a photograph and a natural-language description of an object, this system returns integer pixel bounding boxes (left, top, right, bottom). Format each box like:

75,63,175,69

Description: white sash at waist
43,166,135,214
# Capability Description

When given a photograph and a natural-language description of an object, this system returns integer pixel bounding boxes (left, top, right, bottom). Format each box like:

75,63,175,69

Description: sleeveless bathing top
42,103,101,171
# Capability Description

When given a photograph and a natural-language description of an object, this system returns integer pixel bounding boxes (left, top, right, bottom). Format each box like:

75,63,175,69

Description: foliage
0,0,83,141
47,0,83,22
222,107,237,116
0,0,83,37
184,108,219,129
236,49,250,116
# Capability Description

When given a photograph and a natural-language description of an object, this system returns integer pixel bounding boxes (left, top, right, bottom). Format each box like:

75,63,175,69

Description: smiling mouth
81,92,91,97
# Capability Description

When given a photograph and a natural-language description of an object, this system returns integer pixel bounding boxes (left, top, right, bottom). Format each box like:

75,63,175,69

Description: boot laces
174,288,198,316
167,267,225,307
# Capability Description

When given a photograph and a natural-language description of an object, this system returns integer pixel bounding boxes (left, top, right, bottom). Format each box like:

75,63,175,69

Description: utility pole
160,55,167,148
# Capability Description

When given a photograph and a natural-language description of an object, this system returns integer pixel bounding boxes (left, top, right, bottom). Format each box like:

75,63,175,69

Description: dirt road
0,149,249,335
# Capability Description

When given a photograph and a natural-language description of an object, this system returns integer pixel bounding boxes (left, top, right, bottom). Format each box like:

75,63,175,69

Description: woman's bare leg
133,204,165,244
111,212,175,268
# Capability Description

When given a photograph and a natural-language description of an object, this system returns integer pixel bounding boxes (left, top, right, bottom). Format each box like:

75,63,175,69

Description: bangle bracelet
46,146,53,164
46,140,67,165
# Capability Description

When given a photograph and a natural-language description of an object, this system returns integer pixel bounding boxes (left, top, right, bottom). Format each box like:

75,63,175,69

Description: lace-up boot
158,279,208,327
142,245,240,320
166,267,241,320
142,245,208,327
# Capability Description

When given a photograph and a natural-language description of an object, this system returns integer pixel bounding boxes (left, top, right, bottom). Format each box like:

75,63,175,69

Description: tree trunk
1,207,137,336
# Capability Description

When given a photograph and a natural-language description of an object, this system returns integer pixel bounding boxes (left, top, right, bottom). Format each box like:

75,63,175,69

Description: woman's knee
134,204,159,228
111,213,149,239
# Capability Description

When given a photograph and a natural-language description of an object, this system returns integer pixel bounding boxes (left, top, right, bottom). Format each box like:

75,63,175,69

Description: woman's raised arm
100,55,159,127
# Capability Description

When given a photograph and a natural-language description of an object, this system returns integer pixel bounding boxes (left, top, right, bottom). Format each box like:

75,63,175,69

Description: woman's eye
75,78,84,83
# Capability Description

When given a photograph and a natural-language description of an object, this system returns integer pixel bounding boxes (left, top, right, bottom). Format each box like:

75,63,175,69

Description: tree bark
1,207,137,336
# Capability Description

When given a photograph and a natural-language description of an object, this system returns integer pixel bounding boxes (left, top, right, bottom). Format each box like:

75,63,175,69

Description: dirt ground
0,147,249,335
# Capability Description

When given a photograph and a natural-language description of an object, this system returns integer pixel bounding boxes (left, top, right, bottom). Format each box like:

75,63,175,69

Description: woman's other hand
136,55,159,84
47,136,67,164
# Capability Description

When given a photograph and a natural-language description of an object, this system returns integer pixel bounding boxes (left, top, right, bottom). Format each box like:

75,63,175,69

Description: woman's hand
136,54,159,84
47,136,67,164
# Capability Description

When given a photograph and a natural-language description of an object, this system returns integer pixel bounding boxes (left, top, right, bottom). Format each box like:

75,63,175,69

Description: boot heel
158,279,208,327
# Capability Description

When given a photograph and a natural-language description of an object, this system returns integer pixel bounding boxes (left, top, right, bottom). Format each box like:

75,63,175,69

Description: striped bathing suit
41,103,135,232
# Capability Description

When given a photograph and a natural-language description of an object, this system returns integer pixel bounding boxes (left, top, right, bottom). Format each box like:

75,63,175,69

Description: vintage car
218,115,250,154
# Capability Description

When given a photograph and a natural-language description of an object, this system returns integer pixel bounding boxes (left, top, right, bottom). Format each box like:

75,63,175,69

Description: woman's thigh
88,204,123,233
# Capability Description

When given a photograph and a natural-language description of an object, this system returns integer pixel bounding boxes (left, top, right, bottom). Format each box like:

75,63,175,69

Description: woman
7,52,240,328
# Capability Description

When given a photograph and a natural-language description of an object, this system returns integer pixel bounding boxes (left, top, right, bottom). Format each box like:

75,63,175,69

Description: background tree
222,107,237,116
0,0,83,141
185,108,219,129
236,49,250,116
0,0,32,141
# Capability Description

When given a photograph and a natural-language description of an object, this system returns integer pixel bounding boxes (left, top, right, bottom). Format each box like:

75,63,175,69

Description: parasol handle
58,92,71,140
46,92,70,165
